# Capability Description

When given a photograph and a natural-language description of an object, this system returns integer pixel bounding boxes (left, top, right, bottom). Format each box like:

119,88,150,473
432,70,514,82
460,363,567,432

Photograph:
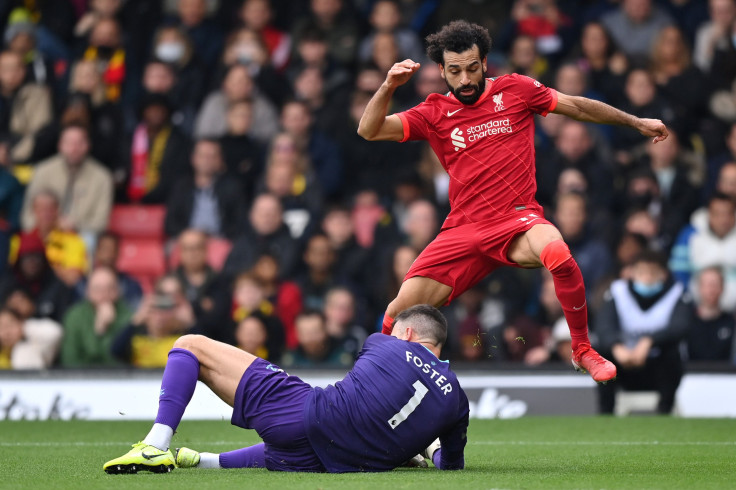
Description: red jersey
396,73,558,230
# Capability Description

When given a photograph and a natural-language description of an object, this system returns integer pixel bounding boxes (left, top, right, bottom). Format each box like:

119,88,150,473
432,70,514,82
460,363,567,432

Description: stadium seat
108,205,166,240
116,238,166,293
167,237,233,272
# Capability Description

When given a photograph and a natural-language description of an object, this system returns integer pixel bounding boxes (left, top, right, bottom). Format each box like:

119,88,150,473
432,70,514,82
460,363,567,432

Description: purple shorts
231,358,325,472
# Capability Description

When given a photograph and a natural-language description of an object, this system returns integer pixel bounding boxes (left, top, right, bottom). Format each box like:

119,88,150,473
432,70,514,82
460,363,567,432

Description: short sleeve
509,74,558,116
396,100,434,142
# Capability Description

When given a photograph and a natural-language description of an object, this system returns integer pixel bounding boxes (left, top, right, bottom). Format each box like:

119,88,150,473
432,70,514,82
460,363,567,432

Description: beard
447,71,487,105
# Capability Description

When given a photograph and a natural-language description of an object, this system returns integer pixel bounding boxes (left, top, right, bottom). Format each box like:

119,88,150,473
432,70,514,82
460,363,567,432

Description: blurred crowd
0,0,735,374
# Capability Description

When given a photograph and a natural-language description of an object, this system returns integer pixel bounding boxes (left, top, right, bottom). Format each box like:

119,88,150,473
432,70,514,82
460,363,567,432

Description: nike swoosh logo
572,301,586,311
141,451,170,461
446,108,463,117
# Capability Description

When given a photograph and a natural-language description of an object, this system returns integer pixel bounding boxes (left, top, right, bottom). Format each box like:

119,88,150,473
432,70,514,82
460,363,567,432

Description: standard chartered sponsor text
467,118,513,142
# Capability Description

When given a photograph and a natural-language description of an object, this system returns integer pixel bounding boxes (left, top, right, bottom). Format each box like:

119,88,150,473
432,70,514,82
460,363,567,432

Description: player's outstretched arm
357,59,420,141
553,92,669,144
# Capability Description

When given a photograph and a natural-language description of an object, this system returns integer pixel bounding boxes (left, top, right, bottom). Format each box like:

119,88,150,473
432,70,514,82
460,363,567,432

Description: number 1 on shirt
388,380,429,429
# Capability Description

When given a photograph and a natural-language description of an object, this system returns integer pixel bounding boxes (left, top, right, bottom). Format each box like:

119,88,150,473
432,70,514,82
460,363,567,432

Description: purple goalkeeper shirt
303,333,469,472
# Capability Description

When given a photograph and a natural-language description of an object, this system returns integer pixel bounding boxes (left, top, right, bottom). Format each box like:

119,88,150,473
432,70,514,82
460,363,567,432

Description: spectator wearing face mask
594,250,693,414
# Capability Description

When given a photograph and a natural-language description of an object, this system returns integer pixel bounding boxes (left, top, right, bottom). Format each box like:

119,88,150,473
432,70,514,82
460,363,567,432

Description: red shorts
405,206,552,304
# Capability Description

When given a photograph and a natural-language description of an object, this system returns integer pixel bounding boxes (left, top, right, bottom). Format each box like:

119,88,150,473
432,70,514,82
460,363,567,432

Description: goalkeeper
103,305,468,474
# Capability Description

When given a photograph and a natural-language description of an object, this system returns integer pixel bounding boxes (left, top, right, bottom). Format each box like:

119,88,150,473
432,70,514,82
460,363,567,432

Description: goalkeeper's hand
401,454,429,468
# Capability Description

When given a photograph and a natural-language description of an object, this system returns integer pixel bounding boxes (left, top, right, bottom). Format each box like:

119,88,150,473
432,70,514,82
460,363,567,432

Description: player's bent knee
173,334,207,354
540,240,572,272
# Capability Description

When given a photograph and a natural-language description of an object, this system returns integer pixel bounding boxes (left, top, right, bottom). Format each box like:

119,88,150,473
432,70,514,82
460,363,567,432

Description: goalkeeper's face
440,45,487,105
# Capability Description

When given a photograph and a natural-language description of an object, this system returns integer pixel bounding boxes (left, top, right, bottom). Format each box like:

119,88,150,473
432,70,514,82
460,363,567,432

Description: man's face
59,128,90,166
191,141,222,176
179,231,207,271
439,45,487,105
87,268,119,305
708,199,736,238
0,52,26,92
32,194,59,230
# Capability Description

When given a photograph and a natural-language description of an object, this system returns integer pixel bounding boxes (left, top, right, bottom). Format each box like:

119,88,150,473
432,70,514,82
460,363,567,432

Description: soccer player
103,305,468,474
358,20,670,383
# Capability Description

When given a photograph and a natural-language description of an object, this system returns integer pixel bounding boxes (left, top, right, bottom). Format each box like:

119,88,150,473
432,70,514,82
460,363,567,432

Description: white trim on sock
198,452,221,469
143,423,174,451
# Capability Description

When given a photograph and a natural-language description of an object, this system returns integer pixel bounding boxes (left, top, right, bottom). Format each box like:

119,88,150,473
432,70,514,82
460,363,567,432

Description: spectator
4,11,57,92
595,250,692,414
553,192,613,300
81,18,126,103
321,205,370,286
0,227,77,322
573,21,627,105
687,267,735,361
323,286,366,359
218,99,264,202
649,25,710,139
287,25,348,100
250,252,302,349
148,26,207,129
73,0,124,40
76,231,143,309
127,93,191,204
710,15,736,93
139,59,196,135
280,309,352,367
0,162,23,275
505,34,547,80
260,132,322,240
172,229,222,323
335,88,420,200
67,61,126,177
705,124,736,199
0,50,52,164
220,27,292,108
715,161,736,201
536,120,613,212
21,125,113,240
639,131,701,241
168,0,224,71
24,190,87,288
0,307,62,369
612,69,675,161
112,274,195,367
694,0,736,73
223,193,300,279
600,0,674,63
670,192,736,312
194,63,279,144
234,312,283,361
291,0,360,69
215,272,285,355
60,266,133,367
357,0,424,65
165,139,245,239
238,0,292,71
368,245,419,329
295,233,342,311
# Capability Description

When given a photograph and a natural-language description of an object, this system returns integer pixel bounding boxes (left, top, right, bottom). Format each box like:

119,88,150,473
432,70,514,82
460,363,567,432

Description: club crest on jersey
451,127,466,151
493,92,505,112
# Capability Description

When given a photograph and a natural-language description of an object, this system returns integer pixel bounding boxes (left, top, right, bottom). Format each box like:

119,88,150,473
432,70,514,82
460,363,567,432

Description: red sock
381,314,395,335
540,240,589,351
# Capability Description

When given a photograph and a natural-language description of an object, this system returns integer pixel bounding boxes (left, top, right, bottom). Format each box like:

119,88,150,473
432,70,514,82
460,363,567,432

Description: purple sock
154,348,200,431
432,449,442,468
219,443,267,468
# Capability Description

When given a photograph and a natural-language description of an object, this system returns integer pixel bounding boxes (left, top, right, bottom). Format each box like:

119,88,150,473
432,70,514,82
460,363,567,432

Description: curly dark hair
425,20,492,65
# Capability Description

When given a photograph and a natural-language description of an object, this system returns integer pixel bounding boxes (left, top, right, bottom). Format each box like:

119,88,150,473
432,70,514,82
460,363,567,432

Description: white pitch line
1,440,734,447
469,441,736,446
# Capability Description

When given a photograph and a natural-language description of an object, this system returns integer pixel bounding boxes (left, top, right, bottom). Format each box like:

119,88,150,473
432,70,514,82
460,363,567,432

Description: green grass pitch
2,417,735,489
